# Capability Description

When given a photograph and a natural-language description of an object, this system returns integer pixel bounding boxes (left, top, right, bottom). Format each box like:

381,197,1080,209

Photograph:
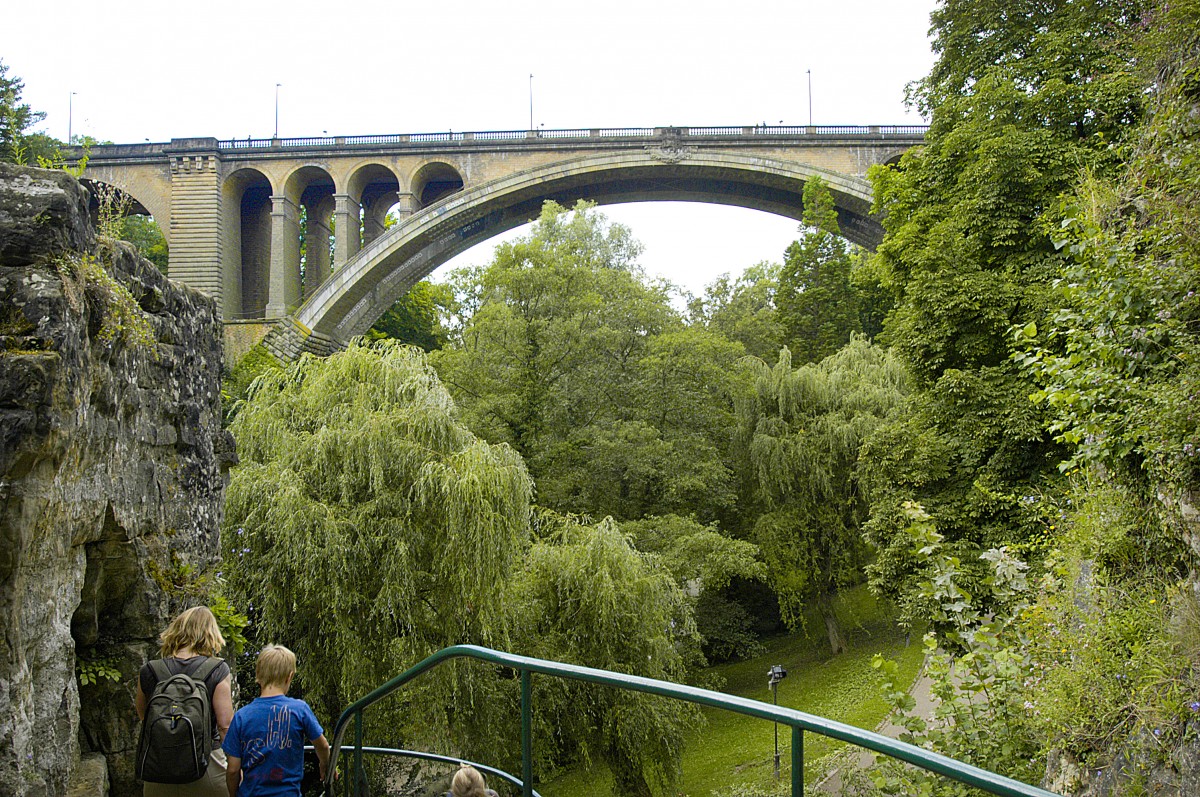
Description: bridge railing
213,124,927,151
325,644,1057,797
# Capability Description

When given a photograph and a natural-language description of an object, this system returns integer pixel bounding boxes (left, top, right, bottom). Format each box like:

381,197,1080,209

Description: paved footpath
813,655,936,794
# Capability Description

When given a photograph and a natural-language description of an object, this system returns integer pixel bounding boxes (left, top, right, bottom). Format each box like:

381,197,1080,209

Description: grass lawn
545,585,925,797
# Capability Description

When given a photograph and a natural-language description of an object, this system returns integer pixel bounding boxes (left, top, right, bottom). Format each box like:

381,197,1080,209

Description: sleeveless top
138,655,231,739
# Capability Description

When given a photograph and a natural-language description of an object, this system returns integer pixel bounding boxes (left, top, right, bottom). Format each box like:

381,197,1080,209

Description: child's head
451,765,487,797
256,644,297,690
159,606,226,658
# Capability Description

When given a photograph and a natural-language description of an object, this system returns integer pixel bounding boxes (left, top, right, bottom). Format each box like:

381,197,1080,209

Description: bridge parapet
74,125,926,340
205,124,926,152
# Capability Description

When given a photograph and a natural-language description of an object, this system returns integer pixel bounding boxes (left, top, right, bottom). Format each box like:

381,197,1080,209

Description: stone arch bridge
78,125,925,360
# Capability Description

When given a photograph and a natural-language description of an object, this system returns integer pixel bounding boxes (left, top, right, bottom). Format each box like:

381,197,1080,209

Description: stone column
304,195,334,298
394,191,418,220
333,193,360,270
362,190,399,246
265,195,300,318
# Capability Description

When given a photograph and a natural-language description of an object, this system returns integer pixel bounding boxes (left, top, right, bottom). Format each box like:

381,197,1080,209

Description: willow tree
509,516,702,797
736,338,908,653
222,339,533,729
223,339,709,790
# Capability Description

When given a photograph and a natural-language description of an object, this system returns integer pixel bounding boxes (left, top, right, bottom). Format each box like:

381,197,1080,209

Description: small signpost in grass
768,664,788,778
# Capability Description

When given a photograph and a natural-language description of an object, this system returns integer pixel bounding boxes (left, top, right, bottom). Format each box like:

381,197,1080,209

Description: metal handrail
327,746,542,797
215,125,927,150
325,644,1057,797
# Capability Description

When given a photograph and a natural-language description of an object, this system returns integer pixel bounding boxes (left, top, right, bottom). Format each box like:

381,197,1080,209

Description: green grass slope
546,586,925,797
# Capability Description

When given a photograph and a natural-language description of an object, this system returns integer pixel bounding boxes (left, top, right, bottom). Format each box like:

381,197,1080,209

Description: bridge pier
394,192,418,220
362,187,398,246
303,190,335,297
333,193,361,270
267,195,301,318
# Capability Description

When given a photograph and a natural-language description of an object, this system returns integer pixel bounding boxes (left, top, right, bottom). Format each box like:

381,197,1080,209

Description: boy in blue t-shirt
223,644,331,797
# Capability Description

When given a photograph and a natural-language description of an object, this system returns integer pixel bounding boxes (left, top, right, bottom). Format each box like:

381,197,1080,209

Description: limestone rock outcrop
0,164,235,797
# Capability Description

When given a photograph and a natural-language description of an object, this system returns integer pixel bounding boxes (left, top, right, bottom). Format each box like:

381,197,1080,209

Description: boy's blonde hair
159,606,226,658
451,765,487,797
256,644,297,689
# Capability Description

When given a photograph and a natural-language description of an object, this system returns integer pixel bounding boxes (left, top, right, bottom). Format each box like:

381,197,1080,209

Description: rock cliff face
0,164,235,797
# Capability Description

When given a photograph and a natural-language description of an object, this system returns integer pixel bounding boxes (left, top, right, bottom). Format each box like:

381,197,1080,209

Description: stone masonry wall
0,164,235,796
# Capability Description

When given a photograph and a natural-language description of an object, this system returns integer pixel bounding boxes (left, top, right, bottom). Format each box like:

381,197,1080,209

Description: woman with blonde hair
451,764,498,797
134,606,234,796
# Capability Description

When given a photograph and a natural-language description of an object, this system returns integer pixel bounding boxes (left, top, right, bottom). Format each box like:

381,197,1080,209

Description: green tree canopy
736,338,909,652
690,261,784,365
223,339,533,724
117,215,169,272
860,0,1146,605
510,515,702,797
0,60,51,164
776,178,862,364
367,279,455,351
1015,0,1200,489
222,339,709,791
434,201,741,523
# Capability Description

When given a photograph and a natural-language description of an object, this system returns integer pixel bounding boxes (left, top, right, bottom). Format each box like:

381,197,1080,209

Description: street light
807,70,813,127
528,73,534,131
274,83,282,138
68,92,76,144
768,664,788,778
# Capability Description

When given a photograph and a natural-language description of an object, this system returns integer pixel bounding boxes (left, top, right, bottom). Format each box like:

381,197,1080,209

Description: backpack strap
148,658,174,686
192,656,223,685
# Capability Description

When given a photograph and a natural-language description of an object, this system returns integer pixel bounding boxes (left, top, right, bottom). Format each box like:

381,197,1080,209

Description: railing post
521,669,533,797
791,727,803,797
355,711,365,797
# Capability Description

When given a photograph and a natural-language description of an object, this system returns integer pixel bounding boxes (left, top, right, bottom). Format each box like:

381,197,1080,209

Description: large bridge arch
285,150,879,355
76,126,926,324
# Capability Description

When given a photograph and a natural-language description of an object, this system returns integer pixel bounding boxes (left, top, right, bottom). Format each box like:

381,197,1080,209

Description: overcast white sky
3,0,937,296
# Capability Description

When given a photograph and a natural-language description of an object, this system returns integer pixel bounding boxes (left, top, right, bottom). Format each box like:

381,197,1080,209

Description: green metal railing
325,645,1059,797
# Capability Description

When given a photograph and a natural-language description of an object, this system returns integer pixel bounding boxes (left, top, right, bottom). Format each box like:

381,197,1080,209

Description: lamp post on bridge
68,92,76,145
274,83,281,139
528,73,534,131
807,70,813,127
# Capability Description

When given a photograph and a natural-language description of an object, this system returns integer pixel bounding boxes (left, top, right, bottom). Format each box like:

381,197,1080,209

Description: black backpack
135,657,222,784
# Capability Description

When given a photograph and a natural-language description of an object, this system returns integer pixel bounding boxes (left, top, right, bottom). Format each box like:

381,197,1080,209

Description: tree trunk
610,752,653,797
818,592,848,655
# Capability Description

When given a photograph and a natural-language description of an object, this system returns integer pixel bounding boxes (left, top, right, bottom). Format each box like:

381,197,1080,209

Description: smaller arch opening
80,179,167,271
359,177,401,248
412,162,464,207
283,166,336,303
229,169,273,319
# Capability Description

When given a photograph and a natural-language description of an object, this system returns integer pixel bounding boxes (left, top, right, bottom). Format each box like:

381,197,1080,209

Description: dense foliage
433,201,744,525
776,177,861,364
851,1,1200,792
367,279,454,351
224,340,532,722
222,340,701,791
116,215,169,272
736,339,908,652
859,0,1148,607
689,261,784,366
0,58,46,164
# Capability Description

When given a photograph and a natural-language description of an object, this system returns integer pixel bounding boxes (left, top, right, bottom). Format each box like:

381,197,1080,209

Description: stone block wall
0,164,235,796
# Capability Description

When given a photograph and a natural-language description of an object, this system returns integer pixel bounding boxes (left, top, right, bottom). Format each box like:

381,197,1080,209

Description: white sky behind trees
3,0,937,296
